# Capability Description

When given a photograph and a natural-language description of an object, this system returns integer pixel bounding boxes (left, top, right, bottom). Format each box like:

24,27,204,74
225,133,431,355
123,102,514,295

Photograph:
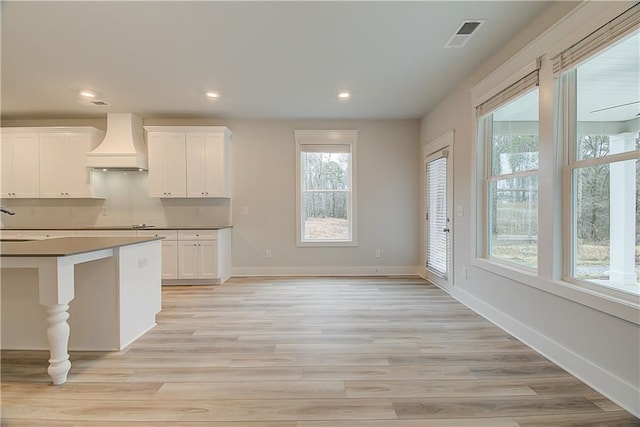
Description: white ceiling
1,1,556,120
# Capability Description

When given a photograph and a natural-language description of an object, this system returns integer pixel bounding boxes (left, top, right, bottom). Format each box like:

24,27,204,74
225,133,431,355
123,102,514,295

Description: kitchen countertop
0,225,232,231
0,236,162,257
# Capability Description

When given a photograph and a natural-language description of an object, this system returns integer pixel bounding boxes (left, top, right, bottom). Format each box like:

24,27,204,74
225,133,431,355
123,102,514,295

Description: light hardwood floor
2,277,638,426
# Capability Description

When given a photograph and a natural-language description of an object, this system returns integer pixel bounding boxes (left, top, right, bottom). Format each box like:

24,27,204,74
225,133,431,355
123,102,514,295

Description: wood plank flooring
2,277,638,426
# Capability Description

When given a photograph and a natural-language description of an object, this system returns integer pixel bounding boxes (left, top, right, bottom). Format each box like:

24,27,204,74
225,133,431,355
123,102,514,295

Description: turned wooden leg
45,304,71,385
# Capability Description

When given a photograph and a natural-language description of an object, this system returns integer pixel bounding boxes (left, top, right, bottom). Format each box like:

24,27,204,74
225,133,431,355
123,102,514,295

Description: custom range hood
86,113,148,170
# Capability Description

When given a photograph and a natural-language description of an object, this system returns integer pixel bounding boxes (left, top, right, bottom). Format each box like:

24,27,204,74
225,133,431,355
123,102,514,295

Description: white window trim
469,1,639,325
294,130,358,247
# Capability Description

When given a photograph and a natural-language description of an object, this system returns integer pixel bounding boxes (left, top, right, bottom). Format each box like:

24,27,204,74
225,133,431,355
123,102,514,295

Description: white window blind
475,69,540,118
427,155,448,277
552,2,640,75
300,144,351,154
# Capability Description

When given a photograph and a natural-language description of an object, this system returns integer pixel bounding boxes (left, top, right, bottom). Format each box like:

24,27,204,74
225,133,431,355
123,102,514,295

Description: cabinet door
186,133,206,197
178,240,199,279
198,240,218,279
162,240,179,280
204,133,227,197
12,134,40,198
64,133,94,198
148,132,186,198
147,132,168,197
1,135,15,197
39,133,67,197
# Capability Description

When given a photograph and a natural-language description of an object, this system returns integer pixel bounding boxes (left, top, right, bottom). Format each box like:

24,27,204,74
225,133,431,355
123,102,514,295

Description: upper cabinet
1,127,104,199
145,126,231,198
146,132,187,198
39,128,104,198
1,131,40,198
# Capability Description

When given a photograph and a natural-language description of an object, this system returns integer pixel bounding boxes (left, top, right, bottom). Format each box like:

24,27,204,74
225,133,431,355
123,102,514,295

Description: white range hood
86,113,148,170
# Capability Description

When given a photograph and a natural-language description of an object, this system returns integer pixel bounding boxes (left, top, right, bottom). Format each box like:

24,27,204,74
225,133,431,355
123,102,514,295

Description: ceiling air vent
444,20,485,48
91,100,109,106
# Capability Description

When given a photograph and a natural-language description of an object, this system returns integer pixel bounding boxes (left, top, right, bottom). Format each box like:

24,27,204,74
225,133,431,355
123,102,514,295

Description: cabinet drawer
178,230,217,240
0,230,23,239
137,230,178,240
75,230,138,237
21,230,75,239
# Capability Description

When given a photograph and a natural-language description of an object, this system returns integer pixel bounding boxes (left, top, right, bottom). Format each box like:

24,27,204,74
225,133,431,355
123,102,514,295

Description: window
477,71,540,269
294,130,357,246
556,16,639,295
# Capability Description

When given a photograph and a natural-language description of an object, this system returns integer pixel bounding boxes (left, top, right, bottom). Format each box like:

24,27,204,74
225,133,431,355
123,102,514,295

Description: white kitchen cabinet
20,230,76,240
0,230,23,240
145,126,231,198
186,132,230,197
178,230,218,279
146,132,187,198
137,230,178,280
75,230,138,237
0,131,40,198
38,128,104,198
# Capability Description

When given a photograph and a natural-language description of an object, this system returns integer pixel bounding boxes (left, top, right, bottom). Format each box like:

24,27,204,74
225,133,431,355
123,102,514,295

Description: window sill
473,257,640,325
297,240,357,248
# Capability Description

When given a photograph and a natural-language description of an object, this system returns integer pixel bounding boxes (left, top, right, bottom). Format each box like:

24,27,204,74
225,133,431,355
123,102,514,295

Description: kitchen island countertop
0,236,163,257
0,225,232,231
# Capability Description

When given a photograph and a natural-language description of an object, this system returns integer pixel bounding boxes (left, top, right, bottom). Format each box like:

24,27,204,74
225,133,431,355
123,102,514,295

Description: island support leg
45,303,71,385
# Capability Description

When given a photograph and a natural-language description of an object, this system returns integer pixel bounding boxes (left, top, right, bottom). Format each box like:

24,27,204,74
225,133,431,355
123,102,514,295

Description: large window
295,130,357,246
558,25,639,295
477,72,540,269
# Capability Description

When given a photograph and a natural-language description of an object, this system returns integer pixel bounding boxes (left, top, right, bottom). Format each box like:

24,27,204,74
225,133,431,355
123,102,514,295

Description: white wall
420,1,639,417
2,117,421,275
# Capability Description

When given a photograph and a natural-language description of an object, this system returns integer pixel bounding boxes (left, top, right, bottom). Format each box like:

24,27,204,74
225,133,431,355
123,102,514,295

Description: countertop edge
0,226,233,231
0,236,163,257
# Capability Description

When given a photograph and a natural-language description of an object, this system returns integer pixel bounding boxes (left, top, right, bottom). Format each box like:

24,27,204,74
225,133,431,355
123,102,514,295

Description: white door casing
423,131,454,288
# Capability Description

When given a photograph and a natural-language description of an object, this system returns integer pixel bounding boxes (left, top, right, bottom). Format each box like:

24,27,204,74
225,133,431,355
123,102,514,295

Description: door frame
422,130,454,288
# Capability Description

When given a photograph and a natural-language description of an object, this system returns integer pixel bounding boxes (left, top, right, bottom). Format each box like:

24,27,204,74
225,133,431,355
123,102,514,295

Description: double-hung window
294,130,357,246
476,70,540,269
554,4,639,295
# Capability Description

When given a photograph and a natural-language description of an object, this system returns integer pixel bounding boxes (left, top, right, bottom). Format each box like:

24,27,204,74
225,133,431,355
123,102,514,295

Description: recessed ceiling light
338,92,351,99
206,91,220,99
80,90,96,99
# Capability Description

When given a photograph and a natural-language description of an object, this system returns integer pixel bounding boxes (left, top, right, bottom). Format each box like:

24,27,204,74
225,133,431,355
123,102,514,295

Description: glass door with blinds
425,148,451,286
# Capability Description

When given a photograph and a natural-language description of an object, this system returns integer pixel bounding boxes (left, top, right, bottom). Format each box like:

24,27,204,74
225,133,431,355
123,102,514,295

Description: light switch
456,205,464,217
242,206,249,215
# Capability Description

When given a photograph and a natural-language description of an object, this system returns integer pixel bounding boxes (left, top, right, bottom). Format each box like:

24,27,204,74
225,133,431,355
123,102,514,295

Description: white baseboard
444,285,640,418
231,265,421,277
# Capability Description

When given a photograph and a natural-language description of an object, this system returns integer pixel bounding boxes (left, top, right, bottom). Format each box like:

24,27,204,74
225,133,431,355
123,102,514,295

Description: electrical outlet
265,249,272,258
195,207,201,215
375,249,381,258
101,207,108,216
138,258,148,268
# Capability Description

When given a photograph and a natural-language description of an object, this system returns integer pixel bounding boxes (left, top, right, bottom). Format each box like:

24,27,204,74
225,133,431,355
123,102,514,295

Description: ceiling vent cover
444,20,485,48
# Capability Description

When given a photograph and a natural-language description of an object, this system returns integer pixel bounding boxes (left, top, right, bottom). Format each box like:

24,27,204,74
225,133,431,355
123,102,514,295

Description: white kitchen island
0,236,162,385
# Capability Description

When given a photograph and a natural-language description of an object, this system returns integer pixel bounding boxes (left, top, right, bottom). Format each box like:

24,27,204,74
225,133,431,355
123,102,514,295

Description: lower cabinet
141,228,230,284
178,240,217,279
177,230,218,280
135,230,179,280
3,227,231,285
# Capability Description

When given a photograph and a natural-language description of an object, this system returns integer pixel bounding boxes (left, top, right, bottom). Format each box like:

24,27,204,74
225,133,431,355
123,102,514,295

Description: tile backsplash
0,171,231,228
